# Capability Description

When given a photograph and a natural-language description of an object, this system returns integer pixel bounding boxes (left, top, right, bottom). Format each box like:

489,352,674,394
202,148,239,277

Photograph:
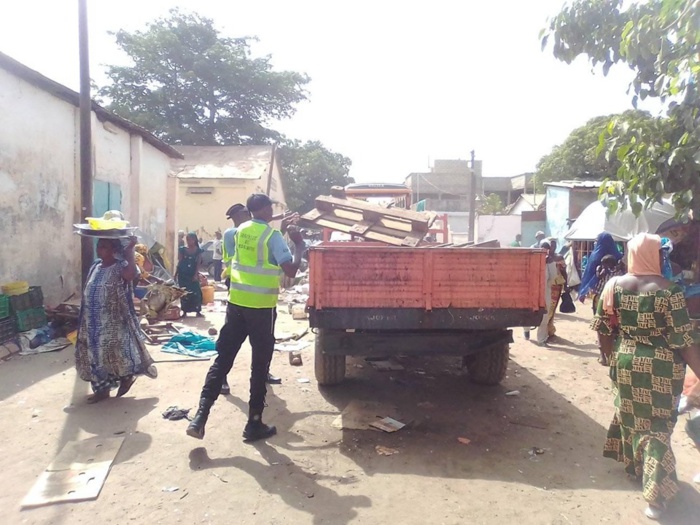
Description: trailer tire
314,330,346,386
465,342,509,386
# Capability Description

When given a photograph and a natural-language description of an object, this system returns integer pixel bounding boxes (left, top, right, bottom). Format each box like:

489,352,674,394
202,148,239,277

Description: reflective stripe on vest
229,221,281,308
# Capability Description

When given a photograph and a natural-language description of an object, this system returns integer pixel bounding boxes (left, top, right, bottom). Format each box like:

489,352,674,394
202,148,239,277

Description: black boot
220,377,231,396
186,398,213,440
243,412,276,442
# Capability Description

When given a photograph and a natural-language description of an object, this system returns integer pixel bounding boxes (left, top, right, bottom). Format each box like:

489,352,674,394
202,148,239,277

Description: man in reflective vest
187,194,305,442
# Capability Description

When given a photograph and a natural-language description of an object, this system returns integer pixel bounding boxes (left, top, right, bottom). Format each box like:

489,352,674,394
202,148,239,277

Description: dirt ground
1,301,699,525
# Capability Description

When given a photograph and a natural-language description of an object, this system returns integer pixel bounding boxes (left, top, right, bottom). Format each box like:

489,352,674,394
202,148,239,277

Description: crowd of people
72,200,700,519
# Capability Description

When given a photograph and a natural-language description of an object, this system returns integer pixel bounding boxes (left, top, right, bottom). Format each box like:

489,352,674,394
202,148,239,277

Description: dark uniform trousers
200,303,277,414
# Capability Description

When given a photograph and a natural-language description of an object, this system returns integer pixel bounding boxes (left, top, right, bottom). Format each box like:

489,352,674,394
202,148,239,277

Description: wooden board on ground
141,322,180,344
21,436,124,508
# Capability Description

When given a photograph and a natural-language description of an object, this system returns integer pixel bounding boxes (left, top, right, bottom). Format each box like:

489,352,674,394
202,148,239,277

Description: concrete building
405,159,483,240
0,52,182,305
482,172,534,208
174,145,286,240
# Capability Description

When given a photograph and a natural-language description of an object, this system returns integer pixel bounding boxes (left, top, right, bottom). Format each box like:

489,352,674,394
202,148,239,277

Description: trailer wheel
465,342,509,385
314,330,346,386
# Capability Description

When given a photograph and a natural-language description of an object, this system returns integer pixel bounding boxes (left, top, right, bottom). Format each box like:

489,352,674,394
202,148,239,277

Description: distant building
545,180,601,248
405,159,483,240
507,193,546,215
173,145,286,240
482,172,535,207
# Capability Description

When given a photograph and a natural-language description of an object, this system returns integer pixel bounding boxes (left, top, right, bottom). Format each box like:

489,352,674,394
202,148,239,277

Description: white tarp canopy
565,199,677,242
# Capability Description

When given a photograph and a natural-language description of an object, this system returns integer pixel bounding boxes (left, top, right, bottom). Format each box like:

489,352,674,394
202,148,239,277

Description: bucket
201,285,215,305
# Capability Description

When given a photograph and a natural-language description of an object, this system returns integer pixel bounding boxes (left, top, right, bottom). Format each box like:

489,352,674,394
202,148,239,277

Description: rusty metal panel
308,244,546,312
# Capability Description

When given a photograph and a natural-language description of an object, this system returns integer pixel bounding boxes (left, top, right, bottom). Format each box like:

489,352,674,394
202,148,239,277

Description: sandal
644,505,664,520
116,376,136,397
598,354,609,366
87,389,110,404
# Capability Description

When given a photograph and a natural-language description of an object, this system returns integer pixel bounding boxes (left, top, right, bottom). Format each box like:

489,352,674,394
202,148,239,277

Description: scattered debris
211,473,228,483
505,390,521,397
457,437,471,445
162,406,191,421
331,400,399,430
162,486,179,492
370,417,406,433
375,445,399,456
275,341,310,353
529,447,545,456
289,352,303,366
208,328,218,336
297,378,310,384
291,304,308,320
276,328,309,343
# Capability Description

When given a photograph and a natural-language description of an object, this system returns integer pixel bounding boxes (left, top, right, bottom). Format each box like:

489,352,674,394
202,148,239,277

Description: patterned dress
75,260,156,393
177,246,203,314
592,284,693,507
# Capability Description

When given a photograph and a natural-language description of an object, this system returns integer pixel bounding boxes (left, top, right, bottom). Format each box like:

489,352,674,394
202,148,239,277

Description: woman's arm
680,346,700,379
121,237,139,282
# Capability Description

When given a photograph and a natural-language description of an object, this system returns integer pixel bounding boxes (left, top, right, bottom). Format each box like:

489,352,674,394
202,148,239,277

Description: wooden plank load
299,187,436,247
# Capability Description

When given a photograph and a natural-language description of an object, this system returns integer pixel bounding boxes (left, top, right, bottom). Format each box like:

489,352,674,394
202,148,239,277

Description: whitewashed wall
0,68,174,305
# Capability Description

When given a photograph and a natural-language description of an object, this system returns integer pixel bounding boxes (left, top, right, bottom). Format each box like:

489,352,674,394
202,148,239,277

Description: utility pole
468,150,477,242
79,0,93,285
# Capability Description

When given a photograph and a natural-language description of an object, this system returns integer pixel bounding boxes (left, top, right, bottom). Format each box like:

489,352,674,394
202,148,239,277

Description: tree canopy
99,9,310,145
543,0,700,218
278,140,354,213
478,193,505,215
535,110,661,188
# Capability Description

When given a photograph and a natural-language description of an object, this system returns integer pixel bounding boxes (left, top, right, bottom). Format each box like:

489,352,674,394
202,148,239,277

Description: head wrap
578,232,623,299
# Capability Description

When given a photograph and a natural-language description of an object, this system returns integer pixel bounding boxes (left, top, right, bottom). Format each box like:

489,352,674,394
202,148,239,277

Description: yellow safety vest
229,221,281,308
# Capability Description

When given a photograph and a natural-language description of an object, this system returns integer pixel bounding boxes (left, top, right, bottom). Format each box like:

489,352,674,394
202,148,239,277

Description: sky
1,0,643,182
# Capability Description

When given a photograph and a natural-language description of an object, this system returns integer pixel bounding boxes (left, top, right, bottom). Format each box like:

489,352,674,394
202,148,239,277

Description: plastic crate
0,316,16,344
15,307,47,332
0,294,9,319
9,287,43,313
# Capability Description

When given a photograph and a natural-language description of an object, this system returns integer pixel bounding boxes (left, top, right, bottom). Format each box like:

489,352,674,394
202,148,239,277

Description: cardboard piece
331,400,398,430
369,417,406,433
21,436,124,508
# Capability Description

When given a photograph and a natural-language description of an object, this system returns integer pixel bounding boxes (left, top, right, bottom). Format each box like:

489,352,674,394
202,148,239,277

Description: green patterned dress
592,284,693,507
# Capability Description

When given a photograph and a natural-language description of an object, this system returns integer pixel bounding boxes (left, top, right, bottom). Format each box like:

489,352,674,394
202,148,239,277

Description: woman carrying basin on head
75,236,157,404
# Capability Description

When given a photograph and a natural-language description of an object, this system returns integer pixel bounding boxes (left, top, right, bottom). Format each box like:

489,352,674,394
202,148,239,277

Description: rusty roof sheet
173,145,274,180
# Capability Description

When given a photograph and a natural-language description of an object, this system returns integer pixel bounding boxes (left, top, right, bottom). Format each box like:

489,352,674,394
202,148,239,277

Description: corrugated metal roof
174,145,274,180
0,51,183,159
544,180,602,189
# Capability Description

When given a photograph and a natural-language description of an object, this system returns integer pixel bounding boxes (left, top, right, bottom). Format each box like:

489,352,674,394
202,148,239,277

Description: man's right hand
287,226,304,245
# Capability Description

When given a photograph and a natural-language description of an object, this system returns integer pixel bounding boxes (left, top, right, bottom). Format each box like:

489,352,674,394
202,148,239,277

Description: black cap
246,193,273,213
225,203,247,218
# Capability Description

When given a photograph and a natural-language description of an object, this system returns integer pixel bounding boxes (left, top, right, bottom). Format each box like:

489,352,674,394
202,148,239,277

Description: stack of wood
299,187,436,247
